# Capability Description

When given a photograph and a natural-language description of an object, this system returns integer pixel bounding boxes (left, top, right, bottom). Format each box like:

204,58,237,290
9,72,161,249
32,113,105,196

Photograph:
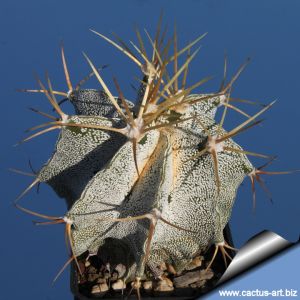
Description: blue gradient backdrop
1,1,299,299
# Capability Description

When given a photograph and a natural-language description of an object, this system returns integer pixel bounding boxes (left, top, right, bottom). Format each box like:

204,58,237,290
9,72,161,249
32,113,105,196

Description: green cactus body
34,91,253,282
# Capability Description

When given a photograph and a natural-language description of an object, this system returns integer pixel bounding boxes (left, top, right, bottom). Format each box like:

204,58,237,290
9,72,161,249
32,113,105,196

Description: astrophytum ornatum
16,20,292,299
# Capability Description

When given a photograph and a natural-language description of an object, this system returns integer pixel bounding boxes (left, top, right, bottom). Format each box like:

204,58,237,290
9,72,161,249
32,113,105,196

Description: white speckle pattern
38,89,254,279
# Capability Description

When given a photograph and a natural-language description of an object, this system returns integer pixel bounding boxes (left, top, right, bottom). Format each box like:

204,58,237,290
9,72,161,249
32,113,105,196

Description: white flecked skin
39,91,254,281
38,90,134,207
69,89,134,117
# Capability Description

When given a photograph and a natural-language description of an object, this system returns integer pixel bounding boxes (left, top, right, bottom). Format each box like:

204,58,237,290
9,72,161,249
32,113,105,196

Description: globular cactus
15,20,290,298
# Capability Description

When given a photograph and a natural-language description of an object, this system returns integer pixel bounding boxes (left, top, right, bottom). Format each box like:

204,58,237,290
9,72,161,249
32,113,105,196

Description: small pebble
97,277,107,284
115,264,126,278
164,277,173,287
190,279,206,288
112,279,126,290
174,269,213,288
88,273,99,282
91,284,101,294
99,282,109,292
166,264,177,275
143,281,152,290
186,256,203,270
154,278,174,292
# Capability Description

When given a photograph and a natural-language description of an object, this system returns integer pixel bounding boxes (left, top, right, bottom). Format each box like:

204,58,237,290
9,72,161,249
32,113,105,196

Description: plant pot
71,225,234,300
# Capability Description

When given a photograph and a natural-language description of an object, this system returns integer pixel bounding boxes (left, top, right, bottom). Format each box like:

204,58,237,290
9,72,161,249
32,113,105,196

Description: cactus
15,20,292,298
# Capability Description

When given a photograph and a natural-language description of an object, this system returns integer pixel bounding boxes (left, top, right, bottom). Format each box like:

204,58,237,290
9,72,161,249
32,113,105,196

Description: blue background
0,0,299,299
